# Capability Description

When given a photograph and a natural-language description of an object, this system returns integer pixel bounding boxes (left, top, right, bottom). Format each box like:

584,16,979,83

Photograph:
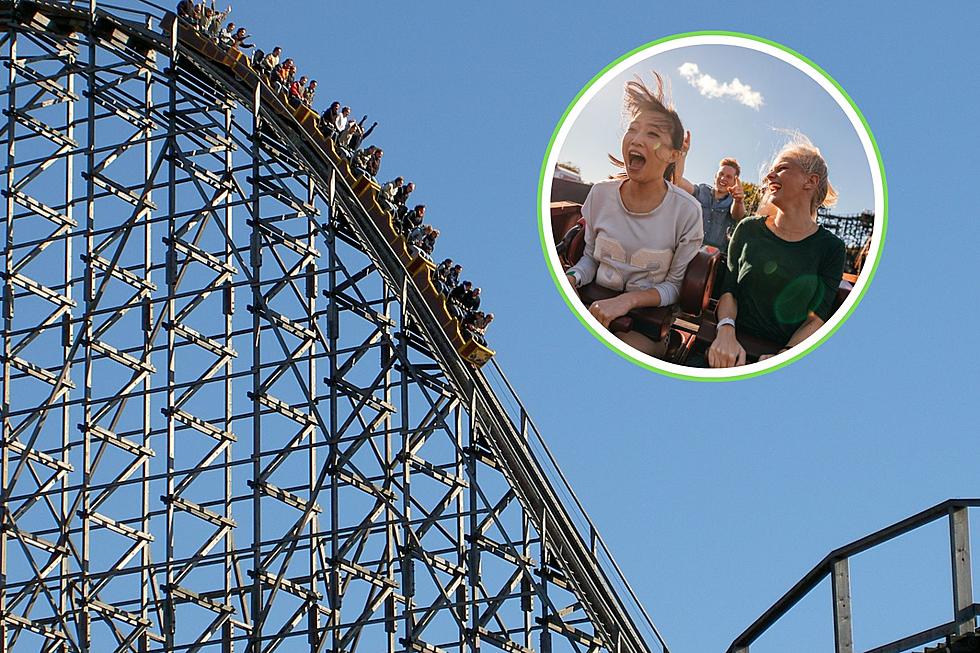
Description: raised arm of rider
673,130,695,194
730,176,746,221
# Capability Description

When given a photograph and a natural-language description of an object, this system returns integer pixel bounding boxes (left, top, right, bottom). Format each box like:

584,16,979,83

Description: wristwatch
717,317,736,331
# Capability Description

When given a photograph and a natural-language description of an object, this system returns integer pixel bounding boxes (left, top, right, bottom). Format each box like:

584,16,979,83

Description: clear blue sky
556,43,875,214
137,1,980,651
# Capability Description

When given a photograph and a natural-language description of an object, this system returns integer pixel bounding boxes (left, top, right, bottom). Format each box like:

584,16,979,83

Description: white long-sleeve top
566,179,703,306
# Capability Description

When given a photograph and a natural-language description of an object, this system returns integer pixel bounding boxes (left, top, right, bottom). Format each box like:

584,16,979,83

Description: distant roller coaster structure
1,3,978,653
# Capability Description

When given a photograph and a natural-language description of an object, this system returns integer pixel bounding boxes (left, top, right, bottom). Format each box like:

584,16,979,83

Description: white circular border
542,34,885,380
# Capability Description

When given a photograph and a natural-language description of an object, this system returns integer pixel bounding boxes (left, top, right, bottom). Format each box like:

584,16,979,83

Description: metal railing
728,499,979,653
484,359,671,653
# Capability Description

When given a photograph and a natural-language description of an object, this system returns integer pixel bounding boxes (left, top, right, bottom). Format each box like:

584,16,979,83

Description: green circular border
537,30,888,382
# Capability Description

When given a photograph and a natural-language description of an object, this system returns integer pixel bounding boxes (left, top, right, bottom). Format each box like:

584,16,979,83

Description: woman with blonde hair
708,135,846,367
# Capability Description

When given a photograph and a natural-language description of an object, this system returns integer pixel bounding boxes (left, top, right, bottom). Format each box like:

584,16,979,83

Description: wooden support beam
832,558,853,653
950,507,974,636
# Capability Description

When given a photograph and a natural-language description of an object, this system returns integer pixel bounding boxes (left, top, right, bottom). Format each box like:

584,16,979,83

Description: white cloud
678,62,764,110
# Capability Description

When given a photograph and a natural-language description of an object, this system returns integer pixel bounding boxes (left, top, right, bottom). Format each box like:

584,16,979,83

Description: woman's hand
758,347,791,362
708,327,746,368
589,295,634,328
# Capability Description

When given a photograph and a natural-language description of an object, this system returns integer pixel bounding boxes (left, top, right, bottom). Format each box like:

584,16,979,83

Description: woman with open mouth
564,73,703,356
707,135,846,367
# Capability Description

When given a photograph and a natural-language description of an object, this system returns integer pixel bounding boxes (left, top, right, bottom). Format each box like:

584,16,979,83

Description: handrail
729,498,980,653
484,358,671,651
461,355,658,653
92,1,161,18
863,609,980,653
66,0,171,14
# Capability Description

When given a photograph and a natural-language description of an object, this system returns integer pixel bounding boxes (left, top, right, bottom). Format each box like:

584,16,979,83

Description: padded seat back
558,219,586,268
550,202,583,250
678,246,721,316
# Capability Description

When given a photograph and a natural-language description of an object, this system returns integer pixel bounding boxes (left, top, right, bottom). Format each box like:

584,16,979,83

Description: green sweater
721,217,846,346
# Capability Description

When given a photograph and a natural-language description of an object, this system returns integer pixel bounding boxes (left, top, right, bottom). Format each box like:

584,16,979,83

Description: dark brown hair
608,73,685,181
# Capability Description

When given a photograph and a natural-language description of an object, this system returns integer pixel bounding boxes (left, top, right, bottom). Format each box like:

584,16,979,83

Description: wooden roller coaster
167,13,496,367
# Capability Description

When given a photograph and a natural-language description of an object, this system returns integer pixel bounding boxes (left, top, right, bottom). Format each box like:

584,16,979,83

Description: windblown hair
765,132,838,214
608,72,685,181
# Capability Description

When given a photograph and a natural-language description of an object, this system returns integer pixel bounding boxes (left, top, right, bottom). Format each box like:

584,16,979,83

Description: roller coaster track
0,2,666,652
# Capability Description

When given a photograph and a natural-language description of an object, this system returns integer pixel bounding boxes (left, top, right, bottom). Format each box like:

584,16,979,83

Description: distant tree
557,161,581,175
741,180,762,215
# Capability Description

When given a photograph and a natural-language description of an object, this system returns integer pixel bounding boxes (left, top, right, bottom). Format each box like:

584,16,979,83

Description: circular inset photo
539,33,886,381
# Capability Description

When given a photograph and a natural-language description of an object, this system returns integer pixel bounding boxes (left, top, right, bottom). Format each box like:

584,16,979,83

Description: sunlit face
621,111,678,183
764,156,813,209
714,165,738,193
